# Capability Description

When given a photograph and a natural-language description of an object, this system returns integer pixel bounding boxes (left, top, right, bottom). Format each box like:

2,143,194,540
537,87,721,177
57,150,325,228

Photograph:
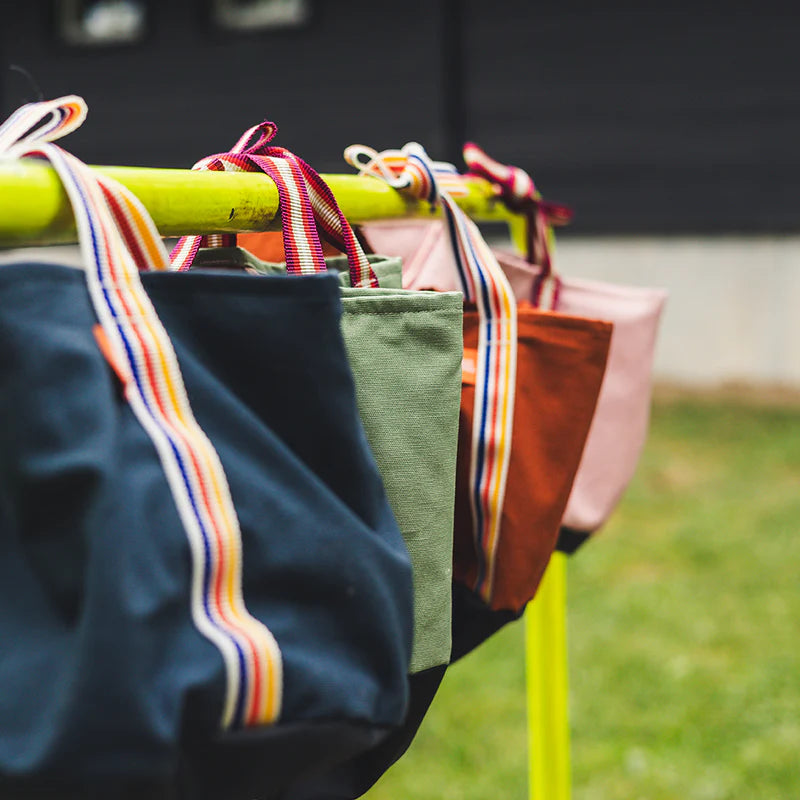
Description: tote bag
173,125,463,677
0,98,413,800
463,143,668,552
347,144,612,660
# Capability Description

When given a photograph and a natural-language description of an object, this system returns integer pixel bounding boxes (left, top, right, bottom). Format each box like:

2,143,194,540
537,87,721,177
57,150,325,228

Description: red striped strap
171,121,378,287
232,125,377,288
258,146,378,288
170,147,326,276
462,142,572,302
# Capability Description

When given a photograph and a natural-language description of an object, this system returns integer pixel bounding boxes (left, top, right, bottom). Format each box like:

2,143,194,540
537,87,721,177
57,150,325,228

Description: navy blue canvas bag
0,98,413,800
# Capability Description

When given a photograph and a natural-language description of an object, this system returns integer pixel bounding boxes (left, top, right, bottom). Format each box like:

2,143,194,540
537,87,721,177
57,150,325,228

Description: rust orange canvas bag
453,307,611,615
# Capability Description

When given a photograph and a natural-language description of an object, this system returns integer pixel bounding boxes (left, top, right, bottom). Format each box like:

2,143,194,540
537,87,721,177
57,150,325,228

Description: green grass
365,398,800,799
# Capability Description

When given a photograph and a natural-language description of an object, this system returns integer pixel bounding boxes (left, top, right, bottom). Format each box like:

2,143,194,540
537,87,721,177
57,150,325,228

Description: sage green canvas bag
194,247,463,674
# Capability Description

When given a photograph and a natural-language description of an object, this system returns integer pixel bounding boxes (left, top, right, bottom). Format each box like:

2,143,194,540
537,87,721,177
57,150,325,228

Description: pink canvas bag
495,249,667,545
356,145,667,549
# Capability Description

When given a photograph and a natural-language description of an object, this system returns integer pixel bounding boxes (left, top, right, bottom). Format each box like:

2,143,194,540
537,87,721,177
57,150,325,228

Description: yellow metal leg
525,552,570,800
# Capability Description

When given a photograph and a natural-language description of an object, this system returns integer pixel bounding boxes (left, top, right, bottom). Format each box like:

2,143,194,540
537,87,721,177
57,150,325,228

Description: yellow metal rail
0,159,526,247
526,553,571,800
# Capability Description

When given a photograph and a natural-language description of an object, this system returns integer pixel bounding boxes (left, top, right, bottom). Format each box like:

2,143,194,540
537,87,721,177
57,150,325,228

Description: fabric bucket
179,133,465,798
461,141,668,552
453,305,611,613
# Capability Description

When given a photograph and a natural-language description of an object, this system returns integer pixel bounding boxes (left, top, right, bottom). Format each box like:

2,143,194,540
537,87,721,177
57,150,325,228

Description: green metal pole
526,552,571,800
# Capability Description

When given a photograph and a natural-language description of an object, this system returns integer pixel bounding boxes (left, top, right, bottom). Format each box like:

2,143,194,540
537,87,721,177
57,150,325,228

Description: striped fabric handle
462,142,573,310
344,141,518,605
0,97,283,732
344,145,470,200
171,149,328,278
260,146,379,288
223,122,377,286
171,121,378,288
0,95,87,152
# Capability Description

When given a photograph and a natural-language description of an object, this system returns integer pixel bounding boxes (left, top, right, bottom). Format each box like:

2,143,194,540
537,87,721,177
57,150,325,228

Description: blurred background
3,4,799,799
4,0,800,389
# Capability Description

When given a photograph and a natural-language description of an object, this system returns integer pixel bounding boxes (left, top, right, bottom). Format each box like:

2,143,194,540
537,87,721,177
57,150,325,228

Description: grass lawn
365,397,800,800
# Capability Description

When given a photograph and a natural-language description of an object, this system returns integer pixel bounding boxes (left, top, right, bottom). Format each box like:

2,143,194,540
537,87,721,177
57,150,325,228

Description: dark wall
3,2,800,234
463,2,800,233
1,2,449,171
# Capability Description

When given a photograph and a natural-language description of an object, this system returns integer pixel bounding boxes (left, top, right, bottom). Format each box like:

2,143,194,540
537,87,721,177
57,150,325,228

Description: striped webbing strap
0,97,282,731
171,150,329,276
344,142,518,604
170,120,378,288
462,142,573,310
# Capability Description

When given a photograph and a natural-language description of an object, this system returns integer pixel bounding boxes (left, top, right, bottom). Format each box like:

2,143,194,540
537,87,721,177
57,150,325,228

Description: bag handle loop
170,120,379,288
462,142,573,311
0,95,87,151
170,147,329,278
